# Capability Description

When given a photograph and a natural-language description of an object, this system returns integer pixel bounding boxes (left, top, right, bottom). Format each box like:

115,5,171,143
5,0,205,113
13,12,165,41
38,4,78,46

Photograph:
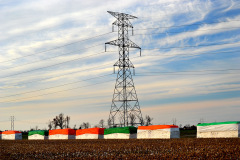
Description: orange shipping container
138,125,178,130
2,130,21,134
49,128,76,135
76,128,105,136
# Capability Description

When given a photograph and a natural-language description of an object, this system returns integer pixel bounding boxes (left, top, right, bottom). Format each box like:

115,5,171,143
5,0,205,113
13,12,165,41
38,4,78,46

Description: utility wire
2,68,239,103
0,50,111,79
141,41,240,51
139,69,240,73
3,49,239,86
1,68,239,100
2,26,239,72
2,19,238,64
133,27,240,36
5,41,240,79
1,20,238,66
0,32,113,63
0,74,113,99
141,50,240,57
0,78,115,104
1,46,113,71
1,61,115,86
134,19,240,30
135,69,240,76
135,73,240,76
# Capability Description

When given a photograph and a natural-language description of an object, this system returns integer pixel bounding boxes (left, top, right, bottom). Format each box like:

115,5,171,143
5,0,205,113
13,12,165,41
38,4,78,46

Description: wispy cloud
0,0,239,130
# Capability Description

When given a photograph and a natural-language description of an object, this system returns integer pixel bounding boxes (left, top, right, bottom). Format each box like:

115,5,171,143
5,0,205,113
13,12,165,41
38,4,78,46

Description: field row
0,139,239,159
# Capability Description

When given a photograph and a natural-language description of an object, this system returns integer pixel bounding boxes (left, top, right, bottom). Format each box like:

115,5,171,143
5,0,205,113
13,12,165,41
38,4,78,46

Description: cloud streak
0,0,239,130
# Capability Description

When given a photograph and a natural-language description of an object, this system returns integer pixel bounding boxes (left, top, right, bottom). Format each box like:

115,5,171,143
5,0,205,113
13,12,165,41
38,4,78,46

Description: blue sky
0,0,239,130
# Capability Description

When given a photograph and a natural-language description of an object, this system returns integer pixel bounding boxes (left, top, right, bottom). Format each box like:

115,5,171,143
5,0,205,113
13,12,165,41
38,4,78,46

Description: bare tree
80,122,90,129
53,117,58,129
107,118,112,128
58,113,65,129
129,113,136,126
119,117,123,127
99,119,104,128
139,117,144,126
172,118,177,125
51,113,71,129
35,125,38,130
73,124,77,130
145,115,153,126
48,120,53,130
179,124,182,128
65,116,70,128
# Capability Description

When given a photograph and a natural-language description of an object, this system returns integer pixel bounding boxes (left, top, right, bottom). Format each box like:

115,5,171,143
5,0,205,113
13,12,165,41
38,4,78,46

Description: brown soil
0,139,239,159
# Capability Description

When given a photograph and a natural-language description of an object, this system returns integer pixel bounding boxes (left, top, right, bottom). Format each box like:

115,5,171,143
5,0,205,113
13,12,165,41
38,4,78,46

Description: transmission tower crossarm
105,39,141,56
112,20,134,28
127,39,141,49
105,39,141,49
107,11,138,19
105,39,120,47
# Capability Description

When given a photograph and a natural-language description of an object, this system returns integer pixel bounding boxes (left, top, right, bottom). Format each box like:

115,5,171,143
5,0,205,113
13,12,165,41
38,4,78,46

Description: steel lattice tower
105,11,142,127
10,116,14,130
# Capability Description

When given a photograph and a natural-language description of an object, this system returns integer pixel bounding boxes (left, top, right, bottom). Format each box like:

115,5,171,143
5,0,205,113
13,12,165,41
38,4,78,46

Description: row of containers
0,121,239,140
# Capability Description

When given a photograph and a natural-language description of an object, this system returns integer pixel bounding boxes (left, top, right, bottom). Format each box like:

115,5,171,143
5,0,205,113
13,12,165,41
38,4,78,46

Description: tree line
46,113,154,130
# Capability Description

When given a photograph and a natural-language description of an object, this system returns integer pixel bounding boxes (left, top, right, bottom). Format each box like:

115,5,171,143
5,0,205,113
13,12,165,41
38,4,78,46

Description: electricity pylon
10,116,15,130
105,11,142,127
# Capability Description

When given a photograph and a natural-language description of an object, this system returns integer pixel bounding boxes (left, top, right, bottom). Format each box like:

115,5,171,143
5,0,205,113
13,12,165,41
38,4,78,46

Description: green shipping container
28,130,49,136
197,121,240,126
104,126,137,135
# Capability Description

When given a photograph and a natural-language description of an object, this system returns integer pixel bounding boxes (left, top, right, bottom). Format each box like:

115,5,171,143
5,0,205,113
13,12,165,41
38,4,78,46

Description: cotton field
0,139,239,159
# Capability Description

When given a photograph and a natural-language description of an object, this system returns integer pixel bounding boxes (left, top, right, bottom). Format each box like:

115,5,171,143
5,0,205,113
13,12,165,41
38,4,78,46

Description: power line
0,50,111,79
0,59,239,103
139,69,240,73
141,41,240,51
0,32,113,63
1,45,113,72
1,20,238,66
135,73,240,76
133,27,240,36
1,38,238,74
3,41,239,80
1,68,239,104
2,68,239,99
0,78,115,104
3,19,238,64
1,61,115,86
135,70,240,76
142,50,240,57
1,48,239,85
0,74,112,99
134,19,240,30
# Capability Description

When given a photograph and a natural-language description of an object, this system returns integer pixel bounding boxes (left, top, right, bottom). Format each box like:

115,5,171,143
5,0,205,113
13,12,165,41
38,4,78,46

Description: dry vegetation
0,139,239,159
